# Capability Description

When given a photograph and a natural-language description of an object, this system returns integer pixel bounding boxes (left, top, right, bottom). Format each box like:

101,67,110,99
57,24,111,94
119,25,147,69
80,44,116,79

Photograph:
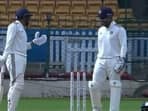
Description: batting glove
34,31,40,39
114,57,126,74
32,34,47,46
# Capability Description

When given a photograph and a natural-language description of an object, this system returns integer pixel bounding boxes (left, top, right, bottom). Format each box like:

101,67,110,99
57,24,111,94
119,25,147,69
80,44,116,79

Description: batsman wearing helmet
88,7,127,111
0,8,47,111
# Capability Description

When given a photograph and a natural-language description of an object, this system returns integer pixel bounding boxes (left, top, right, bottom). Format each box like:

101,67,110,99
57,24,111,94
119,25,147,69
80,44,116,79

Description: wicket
70,72,87,111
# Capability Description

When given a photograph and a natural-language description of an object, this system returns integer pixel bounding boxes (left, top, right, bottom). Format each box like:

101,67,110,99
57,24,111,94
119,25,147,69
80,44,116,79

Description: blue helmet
98,7,113,19
15,8,32,19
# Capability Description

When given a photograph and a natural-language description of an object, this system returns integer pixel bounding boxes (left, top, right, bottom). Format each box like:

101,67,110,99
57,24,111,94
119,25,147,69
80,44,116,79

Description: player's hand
32,34,47,46
114,57,126,74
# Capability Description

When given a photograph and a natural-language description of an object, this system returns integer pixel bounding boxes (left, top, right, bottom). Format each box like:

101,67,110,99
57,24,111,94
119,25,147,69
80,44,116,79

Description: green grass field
0,97,147,111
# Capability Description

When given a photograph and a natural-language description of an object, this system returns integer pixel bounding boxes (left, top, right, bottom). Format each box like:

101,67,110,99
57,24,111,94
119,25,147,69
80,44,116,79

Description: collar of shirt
109,21,116,29
15,20,25,30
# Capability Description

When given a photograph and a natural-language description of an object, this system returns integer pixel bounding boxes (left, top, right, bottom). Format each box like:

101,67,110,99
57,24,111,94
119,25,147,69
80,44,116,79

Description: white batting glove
114,57,126,74
32,34,47,46
34,31,40,39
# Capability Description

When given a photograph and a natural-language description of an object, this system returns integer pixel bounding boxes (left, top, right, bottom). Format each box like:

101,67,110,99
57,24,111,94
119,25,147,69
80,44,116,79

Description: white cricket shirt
3,20,31,58
97,21,127,58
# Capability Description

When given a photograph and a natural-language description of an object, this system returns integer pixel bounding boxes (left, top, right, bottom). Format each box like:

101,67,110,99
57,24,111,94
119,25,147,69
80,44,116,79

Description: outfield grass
0,97,147,111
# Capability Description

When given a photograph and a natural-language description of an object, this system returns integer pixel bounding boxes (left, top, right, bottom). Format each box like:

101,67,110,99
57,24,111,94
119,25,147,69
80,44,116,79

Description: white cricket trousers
93,57,121,82
89,57,122,111
6,54,26,111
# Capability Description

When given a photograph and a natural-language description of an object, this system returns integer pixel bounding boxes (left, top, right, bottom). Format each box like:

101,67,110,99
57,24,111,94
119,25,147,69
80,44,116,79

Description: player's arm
114,27,127,74
118,27,127,58
0,23,17,62
97,28,101,53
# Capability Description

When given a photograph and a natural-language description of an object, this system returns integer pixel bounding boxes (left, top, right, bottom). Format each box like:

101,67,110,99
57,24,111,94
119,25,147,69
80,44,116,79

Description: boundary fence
0,29,148,80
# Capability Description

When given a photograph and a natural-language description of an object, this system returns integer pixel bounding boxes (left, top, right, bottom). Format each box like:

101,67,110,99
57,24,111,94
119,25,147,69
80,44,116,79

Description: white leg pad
0,66,5,103
7,74,24,111
109,80,122,111
0,73,4,103
88,81,102,111
0,85,4,102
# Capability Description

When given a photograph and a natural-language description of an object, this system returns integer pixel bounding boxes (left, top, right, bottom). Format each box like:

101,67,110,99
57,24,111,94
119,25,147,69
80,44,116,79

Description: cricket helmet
15,7,32,19
98,7,113,19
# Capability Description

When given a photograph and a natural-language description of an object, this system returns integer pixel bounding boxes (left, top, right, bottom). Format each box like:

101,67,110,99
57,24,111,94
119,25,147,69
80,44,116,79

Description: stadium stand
73,15,89,28
118,8,134,18
55,0,71,15
39,0,55,15
0,0,147,98
8,0,24,21
0,14,9,27
0,0,7,14
24,0,40,28
58,15,73,28
86,0,101,15
0,0,8,27
25,0,39,14
71,0,86,15
0,0,148,30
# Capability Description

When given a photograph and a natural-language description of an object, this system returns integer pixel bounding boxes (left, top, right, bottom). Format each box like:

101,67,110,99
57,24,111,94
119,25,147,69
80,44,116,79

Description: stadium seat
0,13,9,27
50,21,59,28
39,0,55,15
104,0,118,8
6,1,23,23
29,14,40,28
86,0,101,15
8,12,16,22
0,0,7,14
9,0,24,7
25,0,39,14
8,5,22,14
55,0,71,15
73,15,89,28
141,23,148,31
58,15,73,28
126,23,139,30
71,0,86,15
88,15,98,28
0,5,7,14
118,8,134,19
8,0,24,14
40,15,59,28
51,15,60,28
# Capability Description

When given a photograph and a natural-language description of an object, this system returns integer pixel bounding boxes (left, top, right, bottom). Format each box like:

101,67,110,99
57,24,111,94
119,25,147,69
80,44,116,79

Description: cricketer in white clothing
0,8,47,111
88,7,127,111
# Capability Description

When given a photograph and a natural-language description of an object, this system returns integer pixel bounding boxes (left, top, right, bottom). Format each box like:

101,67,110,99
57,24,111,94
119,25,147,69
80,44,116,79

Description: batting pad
0,85,4,102
109,80,122,111
88,81,102,111
0,74,4,102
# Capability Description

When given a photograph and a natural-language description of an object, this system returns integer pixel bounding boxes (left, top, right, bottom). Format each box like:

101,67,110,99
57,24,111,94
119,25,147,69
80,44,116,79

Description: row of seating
0,0,118,15
0,0,136,28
